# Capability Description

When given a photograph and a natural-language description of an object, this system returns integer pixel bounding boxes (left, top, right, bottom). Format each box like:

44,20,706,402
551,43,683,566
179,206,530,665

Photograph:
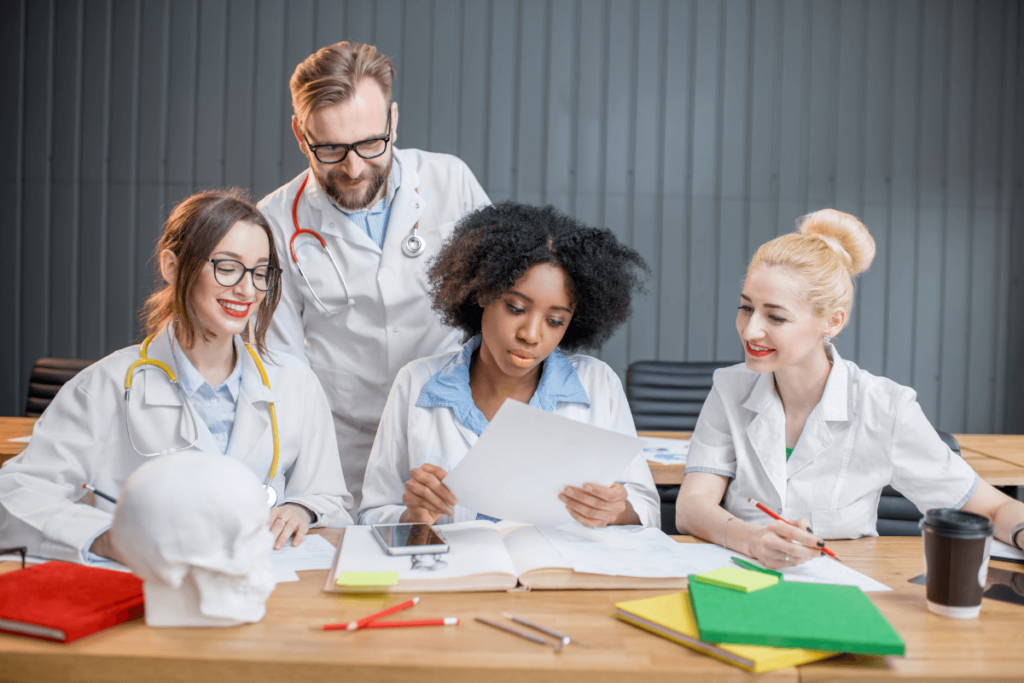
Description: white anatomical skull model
111,450,276,627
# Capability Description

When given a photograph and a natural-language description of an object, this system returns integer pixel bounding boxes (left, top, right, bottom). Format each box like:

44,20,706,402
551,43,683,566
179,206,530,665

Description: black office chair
876,431,961,536
25,358,96,417
626,360,736,535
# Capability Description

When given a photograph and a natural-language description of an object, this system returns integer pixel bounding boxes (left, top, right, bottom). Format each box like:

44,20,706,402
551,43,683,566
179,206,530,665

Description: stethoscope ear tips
402,230,426,258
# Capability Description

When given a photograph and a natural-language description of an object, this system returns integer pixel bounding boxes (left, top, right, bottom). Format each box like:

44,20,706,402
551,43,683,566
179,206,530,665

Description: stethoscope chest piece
263,483,278,507
402,224,426,258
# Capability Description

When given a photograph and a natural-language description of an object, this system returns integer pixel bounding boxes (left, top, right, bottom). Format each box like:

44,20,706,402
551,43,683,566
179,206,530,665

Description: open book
324,521,692,593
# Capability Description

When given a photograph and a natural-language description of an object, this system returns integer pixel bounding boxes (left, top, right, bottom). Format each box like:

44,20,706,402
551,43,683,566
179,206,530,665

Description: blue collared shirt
415,335,591,436
333,162,402,249
170,336,243,455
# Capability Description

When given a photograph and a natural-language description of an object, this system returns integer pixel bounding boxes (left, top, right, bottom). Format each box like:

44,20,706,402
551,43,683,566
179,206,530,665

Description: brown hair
141,188,281,355
748,208,876,326
290,41,396,126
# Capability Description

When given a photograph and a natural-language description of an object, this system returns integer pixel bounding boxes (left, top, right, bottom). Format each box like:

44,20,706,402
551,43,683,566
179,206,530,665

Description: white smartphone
370,523,450,556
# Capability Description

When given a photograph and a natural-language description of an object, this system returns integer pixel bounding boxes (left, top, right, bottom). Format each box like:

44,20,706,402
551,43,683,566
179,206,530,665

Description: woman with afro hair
358,202,660,528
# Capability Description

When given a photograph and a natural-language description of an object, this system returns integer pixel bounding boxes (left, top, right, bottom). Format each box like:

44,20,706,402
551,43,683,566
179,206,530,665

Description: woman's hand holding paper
401,463,457,524
559,482,639,527
268,504,311,550
747,518,823,568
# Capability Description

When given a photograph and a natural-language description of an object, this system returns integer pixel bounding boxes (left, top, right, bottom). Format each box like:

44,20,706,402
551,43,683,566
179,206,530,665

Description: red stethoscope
289,171,426,311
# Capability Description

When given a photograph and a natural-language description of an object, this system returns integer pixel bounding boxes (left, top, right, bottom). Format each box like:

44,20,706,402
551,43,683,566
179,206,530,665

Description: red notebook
0,561,144,643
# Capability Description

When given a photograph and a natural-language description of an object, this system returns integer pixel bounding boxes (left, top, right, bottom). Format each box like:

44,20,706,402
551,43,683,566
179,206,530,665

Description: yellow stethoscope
123,332,281,507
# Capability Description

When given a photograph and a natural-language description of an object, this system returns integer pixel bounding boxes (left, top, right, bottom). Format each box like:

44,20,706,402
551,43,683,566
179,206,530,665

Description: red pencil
747,498,843,562
323,596,421,631
363,618,459,629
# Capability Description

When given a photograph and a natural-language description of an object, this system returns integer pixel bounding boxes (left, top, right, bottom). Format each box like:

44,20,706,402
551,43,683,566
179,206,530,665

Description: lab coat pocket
810,494,879,540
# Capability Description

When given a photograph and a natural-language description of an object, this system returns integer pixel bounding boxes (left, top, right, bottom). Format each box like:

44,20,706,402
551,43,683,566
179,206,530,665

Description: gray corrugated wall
1,0,1022,433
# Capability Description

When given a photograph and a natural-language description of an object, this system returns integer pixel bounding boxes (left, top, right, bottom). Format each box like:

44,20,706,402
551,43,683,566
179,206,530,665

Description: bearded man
259,42,489,512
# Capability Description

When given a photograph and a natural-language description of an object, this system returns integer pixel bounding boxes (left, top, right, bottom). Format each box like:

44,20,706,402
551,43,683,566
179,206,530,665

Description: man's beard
312,155,391,211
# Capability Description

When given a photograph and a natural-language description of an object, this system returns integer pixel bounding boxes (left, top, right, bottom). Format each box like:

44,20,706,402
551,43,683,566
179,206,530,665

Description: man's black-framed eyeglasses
209,259,282,292
303,107,392,164
0,547,27,569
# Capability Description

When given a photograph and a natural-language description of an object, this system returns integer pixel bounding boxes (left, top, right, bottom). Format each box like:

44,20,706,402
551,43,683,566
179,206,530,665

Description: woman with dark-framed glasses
0,189,353,566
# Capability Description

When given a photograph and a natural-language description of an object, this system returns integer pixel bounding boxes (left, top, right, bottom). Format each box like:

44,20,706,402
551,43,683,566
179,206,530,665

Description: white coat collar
739,341,852,503
139,325,276,457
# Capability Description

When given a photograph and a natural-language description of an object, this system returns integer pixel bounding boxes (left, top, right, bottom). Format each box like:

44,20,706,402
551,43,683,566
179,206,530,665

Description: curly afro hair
427,202,649,352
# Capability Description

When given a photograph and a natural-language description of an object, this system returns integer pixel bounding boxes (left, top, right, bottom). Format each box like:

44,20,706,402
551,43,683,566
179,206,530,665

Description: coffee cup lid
921,508,994,537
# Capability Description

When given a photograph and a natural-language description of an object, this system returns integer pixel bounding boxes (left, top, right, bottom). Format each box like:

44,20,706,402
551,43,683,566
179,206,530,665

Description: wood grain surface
1,532,1022,682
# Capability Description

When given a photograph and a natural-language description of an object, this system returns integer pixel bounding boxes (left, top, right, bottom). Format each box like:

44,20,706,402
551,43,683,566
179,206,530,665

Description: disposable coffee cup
920,508,993,619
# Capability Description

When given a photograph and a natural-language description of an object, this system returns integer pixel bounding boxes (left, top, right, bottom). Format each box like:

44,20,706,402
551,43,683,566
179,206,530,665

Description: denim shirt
170,335,243,455
415,335,591,435
332,161,402,249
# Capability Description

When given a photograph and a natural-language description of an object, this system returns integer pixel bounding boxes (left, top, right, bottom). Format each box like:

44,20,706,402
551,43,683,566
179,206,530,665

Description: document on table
6,435,30,444
443,399,645,526
270,535,337,575
641,436,689,465
991,539,1024,563
538,526,738,578
536,527,891,590
774,556,891,592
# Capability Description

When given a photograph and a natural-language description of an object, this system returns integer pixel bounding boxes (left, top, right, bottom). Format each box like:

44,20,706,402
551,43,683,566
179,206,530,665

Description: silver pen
475,617,565,650
501,613,593,648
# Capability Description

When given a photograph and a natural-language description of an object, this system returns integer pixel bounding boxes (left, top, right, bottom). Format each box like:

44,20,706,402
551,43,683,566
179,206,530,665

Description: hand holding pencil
745,498,840,569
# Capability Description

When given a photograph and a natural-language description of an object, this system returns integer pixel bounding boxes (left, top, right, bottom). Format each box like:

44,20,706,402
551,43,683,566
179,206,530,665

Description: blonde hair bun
796,208,876,276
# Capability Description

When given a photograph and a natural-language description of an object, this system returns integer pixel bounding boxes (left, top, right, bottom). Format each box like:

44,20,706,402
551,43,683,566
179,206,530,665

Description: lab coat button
348,299,355,306
392,327,399,333
329,222,335,229
777,508,782,514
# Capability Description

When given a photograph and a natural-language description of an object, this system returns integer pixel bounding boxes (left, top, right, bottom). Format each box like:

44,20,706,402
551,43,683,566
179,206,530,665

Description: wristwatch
1011,521,1024,551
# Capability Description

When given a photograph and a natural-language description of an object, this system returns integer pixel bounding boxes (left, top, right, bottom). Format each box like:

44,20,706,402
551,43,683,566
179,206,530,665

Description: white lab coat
259,148,490,512
683,342,979,539
0,329,353,563
359,348,661,528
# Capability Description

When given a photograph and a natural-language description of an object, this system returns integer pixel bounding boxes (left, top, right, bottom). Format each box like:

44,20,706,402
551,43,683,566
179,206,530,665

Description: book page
333,523,518,583
500,525,572,576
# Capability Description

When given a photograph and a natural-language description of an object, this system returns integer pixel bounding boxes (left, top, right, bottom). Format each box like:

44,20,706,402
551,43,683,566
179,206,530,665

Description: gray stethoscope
289,172,425,311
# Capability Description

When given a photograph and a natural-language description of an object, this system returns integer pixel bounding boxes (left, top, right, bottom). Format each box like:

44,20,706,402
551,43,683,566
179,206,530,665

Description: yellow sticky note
692,567,778,593
336,571,399,587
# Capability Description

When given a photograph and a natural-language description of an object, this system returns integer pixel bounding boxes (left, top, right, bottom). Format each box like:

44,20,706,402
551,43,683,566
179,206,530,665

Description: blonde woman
675,209,1024,568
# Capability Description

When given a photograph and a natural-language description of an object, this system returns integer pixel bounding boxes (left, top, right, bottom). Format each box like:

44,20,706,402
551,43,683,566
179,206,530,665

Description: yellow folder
615,591,836,673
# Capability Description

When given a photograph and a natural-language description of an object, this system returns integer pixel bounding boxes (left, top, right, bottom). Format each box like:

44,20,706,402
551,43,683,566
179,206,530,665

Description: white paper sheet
538,526,727,578
443,400,645,526
641,437,689,465
333,523,518,582
991,539,1024,563
773,556,892,592
269,535,337,572
6,435,31,444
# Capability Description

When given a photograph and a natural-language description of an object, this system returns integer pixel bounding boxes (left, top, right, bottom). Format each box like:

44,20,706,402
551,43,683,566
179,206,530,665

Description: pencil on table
747,498,843,562
322,596,421,631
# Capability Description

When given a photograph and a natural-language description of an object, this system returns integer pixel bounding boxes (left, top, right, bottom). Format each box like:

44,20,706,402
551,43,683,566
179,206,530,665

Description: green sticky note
692,567,778,593
336,571,399,587
731,556,783,579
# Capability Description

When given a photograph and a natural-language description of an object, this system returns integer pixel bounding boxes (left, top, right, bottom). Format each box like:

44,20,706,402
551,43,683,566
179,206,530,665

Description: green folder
687,575,905,656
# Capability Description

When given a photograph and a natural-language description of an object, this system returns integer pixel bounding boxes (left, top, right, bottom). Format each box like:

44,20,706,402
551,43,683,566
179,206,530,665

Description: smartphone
370,523,450,556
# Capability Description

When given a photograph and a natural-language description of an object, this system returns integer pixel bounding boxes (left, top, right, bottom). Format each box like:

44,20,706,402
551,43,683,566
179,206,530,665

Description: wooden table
638,430,1024,488
0,417,34,460
1,532,1022,682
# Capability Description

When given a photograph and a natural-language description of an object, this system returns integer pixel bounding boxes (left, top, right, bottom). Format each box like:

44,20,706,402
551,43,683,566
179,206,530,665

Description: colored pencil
82,483,118,504
501,613,591,648
363,618,459,629
475,617,565,650
323,597,420,631
747,498,842,562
